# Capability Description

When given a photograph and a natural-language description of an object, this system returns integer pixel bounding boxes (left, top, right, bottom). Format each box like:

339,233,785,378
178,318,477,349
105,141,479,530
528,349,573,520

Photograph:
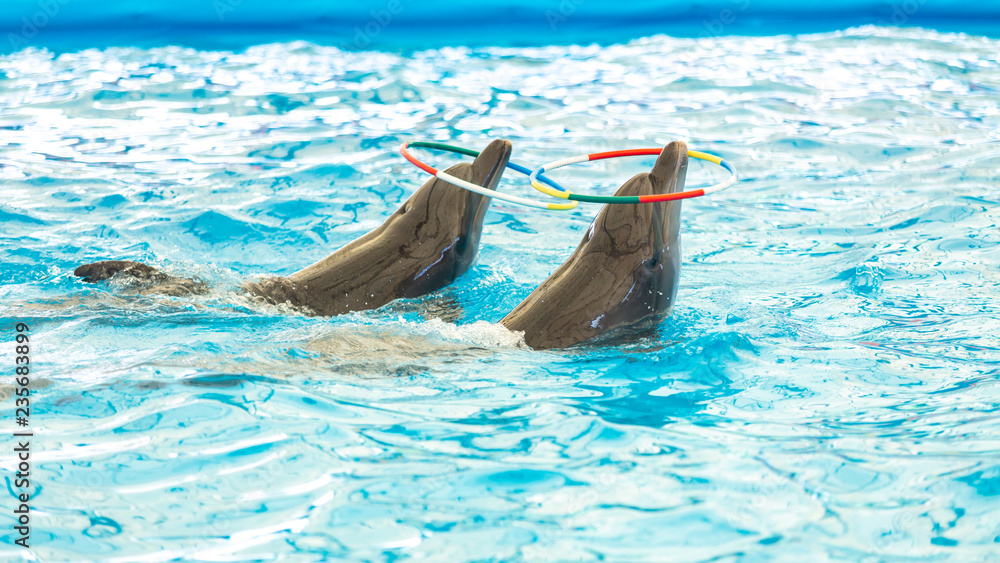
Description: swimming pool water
1,27,999,560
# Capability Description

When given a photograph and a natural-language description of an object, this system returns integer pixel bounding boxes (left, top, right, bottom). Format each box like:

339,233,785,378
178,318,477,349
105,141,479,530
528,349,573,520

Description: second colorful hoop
529,148,738,204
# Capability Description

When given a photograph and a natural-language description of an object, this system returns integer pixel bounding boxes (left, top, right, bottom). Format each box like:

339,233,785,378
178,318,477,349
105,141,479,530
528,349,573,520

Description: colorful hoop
529,148,738,204
400,142,579,211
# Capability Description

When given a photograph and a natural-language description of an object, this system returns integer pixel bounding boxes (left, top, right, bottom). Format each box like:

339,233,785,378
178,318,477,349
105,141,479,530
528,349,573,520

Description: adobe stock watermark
868,510,922,559
728,469,787,529
7,0,72,51
214,0,244,21
877,0,929,26
521,470,620,559
202,447,296,538
546,0,586,31
353,0,407,49
697,0,751,49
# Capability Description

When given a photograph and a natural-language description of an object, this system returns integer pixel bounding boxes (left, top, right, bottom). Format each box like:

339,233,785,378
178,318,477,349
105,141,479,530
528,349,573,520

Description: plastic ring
529,148,738,204
400,142,578,211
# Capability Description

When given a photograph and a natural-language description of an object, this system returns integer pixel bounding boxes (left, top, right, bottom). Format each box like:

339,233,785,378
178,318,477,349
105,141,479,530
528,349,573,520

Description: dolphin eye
648,255,659,268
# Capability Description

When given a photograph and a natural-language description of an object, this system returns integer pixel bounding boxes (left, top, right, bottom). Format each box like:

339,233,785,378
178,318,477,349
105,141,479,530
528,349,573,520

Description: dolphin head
498,141,689,349
393,138,512,251
587,141,686,252
387,139,512,295
582,140,688,314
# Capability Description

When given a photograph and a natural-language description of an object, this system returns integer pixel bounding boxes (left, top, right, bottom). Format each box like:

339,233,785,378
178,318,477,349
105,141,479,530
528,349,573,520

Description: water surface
1,27,999,561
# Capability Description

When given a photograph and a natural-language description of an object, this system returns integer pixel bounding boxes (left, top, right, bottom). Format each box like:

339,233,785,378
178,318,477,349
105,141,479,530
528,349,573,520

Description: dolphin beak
649,141,689,196
469,139,513,200
452,139,513,255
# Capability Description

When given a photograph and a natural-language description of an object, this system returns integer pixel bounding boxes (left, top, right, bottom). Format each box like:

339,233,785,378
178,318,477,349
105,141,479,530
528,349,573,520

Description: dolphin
75,139,514,316
500,141,688,349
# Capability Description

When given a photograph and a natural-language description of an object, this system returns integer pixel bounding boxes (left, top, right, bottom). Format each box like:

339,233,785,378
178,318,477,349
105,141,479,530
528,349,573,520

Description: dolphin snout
470,138,513,192
649,141,689,196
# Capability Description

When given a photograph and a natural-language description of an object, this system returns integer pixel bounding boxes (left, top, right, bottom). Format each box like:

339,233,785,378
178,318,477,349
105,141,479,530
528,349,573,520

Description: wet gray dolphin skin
73,260,207,296
244,139,512,315
75,139,513,315
500,141,688,350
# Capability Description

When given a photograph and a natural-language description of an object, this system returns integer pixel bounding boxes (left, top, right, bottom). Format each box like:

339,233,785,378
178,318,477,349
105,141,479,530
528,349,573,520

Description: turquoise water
2,27,1000,560
4,0,1000,52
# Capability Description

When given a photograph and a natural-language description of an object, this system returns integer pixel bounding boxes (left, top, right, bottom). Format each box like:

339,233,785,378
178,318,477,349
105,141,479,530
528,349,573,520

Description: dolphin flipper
500,141,689,349
73,260,209,296
74,260,159,283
